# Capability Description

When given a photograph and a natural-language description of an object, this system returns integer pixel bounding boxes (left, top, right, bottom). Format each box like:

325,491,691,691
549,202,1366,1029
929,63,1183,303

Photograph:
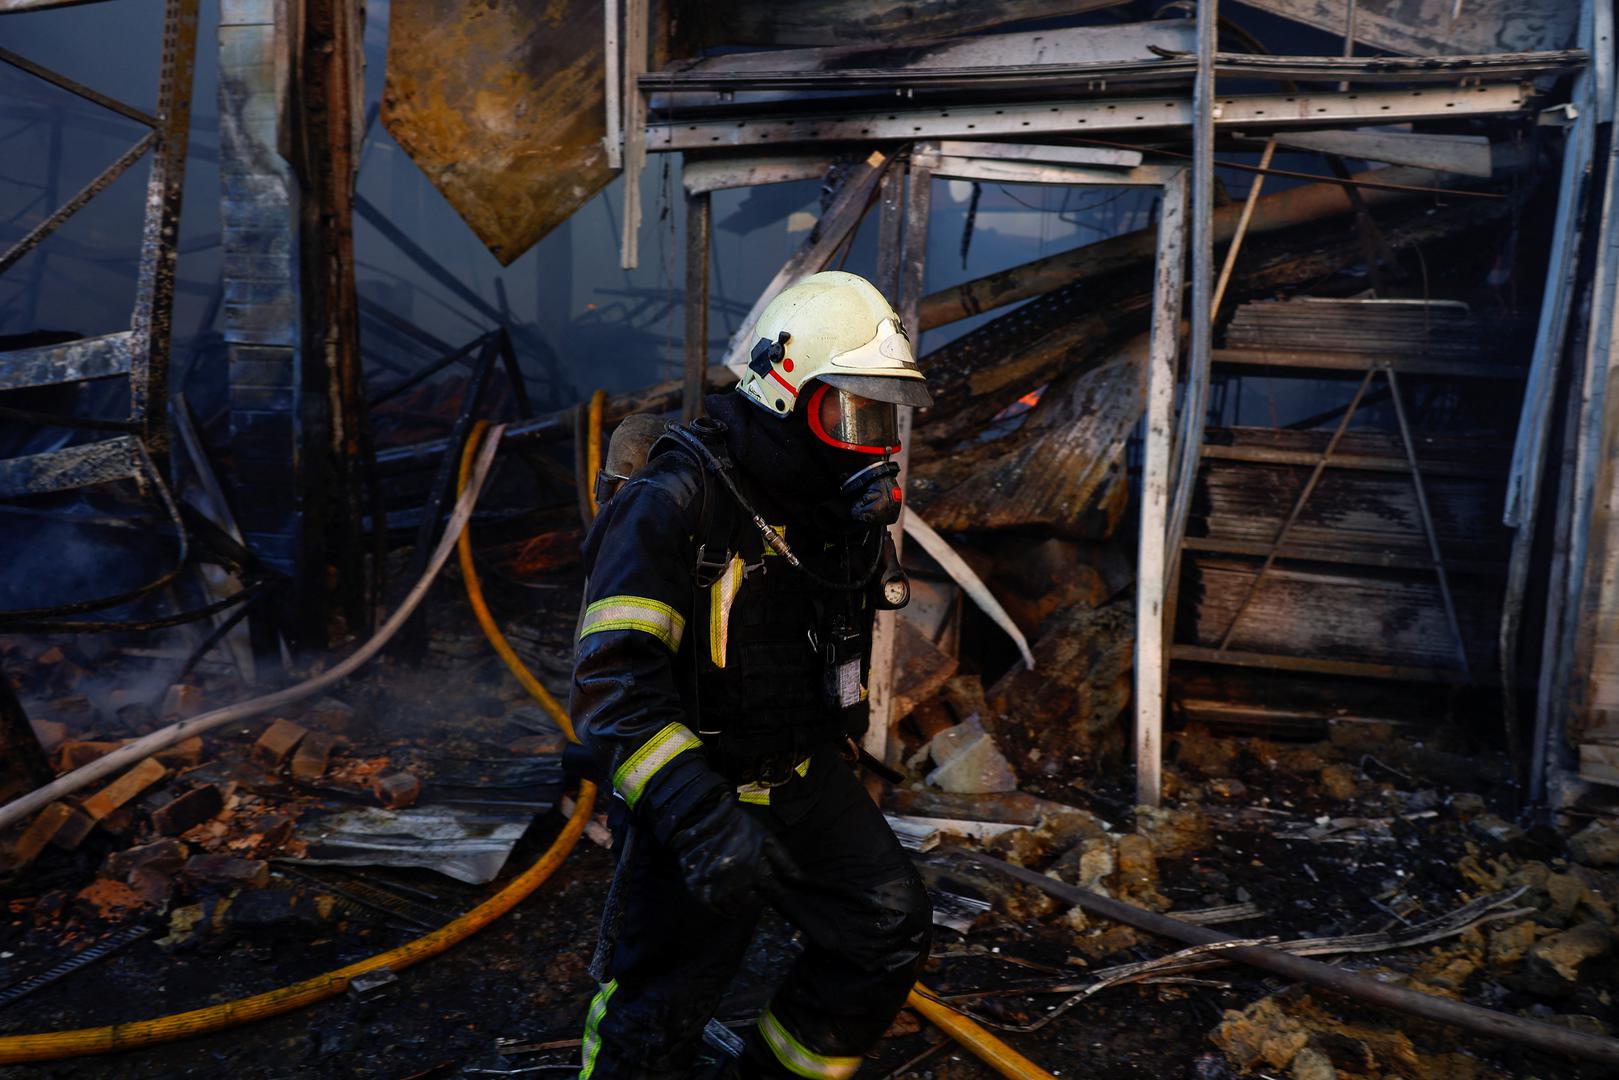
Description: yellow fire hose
585,387,606,520
0,426,596,1066
908,987,1056,1079
527,406,1055,1080
0,406,1049,1078
458,420,577,744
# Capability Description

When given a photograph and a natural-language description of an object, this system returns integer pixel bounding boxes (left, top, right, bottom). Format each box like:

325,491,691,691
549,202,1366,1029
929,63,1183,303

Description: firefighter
571,271,933,1079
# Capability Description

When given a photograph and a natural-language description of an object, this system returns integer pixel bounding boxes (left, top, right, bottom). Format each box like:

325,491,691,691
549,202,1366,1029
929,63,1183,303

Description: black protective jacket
570,393,878,826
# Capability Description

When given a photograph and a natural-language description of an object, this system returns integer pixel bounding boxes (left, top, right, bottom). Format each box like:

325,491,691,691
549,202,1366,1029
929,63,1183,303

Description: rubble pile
0,624,578,1002
876,711,1619,1078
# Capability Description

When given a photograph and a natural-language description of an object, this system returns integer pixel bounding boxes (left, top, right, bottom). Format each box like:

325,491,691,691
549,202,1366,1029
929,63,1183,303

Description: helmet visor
808,384,900,455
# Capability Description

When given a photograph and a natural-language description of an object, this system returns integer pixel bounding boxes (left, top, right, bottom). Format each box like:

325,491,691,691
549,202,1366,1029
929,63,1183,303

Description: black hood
705,390,874,532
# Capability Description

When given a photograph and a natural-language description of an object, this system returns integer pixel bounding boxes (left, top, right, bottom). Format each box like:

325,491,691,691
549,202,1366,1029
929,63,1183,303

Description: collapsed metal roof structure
0,0,1616,815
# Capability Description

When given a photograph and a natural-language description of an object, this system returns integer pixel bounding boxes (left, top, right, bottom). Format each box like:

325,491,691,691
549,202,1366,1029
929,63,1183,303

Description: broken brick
35,646,65,664
54,740,124,772
28,717,68,752
127,867,174,907
308,697,355,733
49,807,97,850
75,878,149,919
253,813,295,852
80,758,167,821
8,802,78,866
115,702,159,734
47,694,95,720
372,771,421,810
290,732,335,781
99,805,138,837
155,736,204,769
184,854,270,889
151,785,224,836
253,719,307,768
105,837,189,879
159,683,207,720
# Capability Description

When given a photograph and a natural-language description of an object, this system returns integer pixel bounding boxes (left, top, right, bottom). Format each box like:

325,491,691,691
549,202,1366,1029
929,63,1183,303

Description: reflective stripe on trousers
758,1007,862,1079
578,979,619,1078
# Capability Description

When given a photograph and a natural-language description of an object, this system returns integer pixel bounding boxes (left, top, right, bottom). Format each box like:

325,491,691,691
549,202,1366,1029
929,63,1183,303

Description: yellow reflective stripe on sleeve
708,555,745,667
759,1008,862,1079
613,722,703,807
579,595,686,652
579,978,618,1078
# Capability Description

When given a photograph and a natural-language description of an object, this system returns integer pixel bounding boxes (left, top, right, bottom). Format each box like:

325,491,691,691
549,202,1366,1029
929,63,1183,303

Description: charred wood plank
909,335,1145,537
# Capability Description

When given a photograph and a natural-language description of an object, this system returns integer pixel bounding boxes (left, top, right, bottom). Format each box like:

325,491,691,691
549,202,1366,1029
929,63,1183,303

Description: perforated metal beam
647,84,1532,152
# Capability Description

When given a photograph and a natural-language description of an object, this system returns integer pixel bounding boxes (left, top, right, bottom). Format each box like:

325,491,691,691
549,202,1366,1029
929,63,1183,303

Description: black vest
656,432,876,782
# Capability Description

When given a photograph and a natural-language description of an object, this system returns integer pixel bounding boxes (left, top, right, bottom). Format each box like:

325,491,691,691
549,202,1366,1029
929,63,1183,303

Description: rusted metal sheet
382,0,616,266
1241,0,1578,56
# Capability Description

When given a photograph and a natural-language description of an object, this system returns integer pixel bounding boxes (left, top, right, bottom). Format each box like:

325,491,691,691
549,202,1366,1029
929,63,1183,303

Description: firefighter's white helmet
737,272,932,429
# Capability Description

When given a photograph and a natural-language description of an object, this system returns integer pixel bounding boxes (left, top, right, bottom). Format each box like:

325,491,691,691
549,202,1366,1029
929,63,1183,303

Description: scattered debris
254,718,309,769
924,716,1019,794
298,804,546,884
1569,819,1619,868
372,771,422,810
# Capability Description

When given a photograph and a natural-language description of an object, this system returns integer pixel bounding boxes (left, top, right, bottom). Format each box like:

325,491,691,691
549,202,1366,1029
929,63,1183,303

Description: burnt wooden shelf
1171,644,1478,685
1212,347,1526,378
1181,535,1504,574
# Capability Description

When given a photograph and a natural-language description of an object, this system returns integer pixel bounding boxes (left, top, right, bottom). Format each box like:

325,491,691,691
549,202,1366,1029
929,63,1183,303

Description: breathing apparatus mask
803,382,905,528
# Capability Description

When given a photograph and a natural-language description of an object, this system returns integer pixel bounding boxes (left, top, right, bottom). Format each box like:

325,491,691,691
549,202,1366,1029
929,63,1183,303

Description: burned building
1,0,1618,1077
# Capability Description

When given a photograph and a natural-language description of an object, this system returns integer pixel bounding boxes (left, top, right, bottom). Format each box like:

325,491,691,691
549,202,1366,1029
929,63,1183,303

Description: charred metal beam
0,331,132,391
0,45,159,127
640,49,1582,94
1172,645,1474,685
127,0,199,454
978,853,1619,1066
682,190,710,422
0,437,141,499
647,84,1533,152
0,133,155,277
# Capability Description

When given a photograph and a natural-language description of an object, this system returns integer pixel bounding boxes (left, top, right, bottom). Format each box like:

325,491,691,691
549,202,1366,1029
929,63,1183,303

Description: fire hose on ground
461,417,1056,1080
0,406,1051,1078
0,425,600,1064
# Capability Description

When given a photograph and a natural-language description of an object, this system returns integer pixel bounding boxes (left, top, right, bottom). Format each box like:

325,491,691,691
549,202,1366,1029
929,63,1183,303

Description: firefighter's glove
659,789,799,917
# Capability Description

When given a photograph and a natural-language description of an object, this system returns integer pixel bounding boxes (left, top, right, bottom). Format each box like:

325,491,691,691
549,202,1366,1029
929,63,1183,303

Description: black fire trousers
579,742,931,1079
